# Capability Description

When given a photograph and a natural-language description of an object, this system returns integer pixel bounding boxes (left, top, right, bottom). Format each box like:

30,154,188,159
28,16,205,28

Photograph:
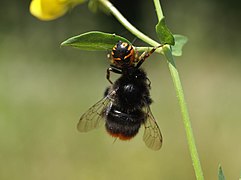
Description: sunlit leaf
171,34,188,56
218,165,226,180
61,31,130,51
155,17,175,45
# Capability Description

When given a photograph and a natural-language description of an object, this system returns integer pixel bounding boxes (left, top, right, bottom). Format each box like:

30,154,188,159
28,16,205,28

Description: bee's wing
143,105,163,150
77,91,115,132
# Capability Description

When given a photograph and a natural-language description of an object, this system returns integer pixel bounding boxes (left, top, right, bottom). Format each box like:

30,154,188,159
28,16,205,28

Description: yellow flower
30,0,85,21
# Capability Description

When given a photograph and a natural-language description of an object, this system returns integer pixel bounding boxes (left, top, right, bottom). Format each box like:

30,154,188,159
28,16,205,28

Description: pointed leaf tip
61,31,131,51
218,165,226,180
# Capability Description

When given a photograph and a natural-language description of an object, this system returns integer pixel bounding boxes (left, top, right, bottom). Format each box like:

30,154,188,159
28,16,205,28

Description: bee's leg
106,68,113,84
107,52,112,61
106,67,122,84
136,45,163,68
112,137,118,144
146,77,152,88
104,86,110,97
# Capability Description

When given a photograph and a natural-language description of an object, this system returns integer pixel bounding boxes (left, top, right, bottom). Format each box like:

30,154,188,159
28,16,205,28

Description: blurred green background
0,0,241,179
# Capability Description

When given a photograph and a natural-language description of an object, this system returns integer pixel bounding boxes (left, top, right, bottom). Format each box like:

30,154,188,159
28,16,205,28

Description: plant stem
99,0,159,47
153,0,164,20
136,46,162,54
153,0,204,179
163,46,204,180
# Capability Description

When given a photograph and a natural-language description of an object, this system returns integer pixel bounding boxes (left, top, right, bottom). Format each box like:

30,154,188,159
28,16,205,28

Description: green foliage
218,165,226,180
61,31,187,57
155,17,175,45
172,34,188,56
61,31,130,51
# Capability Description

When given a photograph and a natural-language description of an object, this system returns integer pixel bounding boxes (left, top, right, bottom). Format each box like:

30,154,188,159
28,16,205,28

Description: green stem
99,0,159,47
163,46,204,180
153,0,204,179
136,46,162,54
153,0,164,20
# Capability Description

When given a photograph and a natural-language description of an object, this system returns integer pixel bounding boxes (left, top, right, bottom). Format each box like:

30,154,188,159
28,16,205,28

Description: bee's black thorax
105,68,152,139
113,68,152,111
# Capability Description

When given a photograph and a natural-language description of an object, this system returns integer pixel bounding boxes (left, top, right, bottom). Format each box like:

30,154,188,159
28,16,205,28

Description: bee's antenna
131,37,137,45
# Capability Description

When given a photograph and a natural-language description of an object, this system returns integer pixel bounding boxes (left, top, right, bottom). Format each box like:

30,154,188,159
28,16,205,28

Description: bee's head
111,41,135,68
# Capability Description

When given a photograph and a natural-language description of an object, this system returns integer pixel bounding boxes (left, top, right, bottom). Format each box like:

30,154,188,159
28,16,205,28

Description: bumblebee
77,41,162,150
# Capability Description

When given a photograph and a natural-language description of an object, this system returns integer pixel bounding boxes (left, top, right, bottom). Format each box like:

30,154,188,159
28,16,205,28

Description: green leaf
171,34,188,56
61,31,131,51
155,17,175,45
218,165,226,180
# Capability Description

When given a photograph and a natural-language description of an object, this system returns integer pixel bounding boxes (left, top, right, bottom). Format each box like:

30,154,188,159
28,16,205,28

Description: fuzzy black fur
104,68,152,139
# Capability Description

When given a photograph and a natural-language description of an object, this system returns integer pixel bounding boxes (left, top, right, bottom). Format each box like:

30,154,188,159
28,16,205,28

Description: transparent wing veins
143,105,163,150
77,90,115,132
